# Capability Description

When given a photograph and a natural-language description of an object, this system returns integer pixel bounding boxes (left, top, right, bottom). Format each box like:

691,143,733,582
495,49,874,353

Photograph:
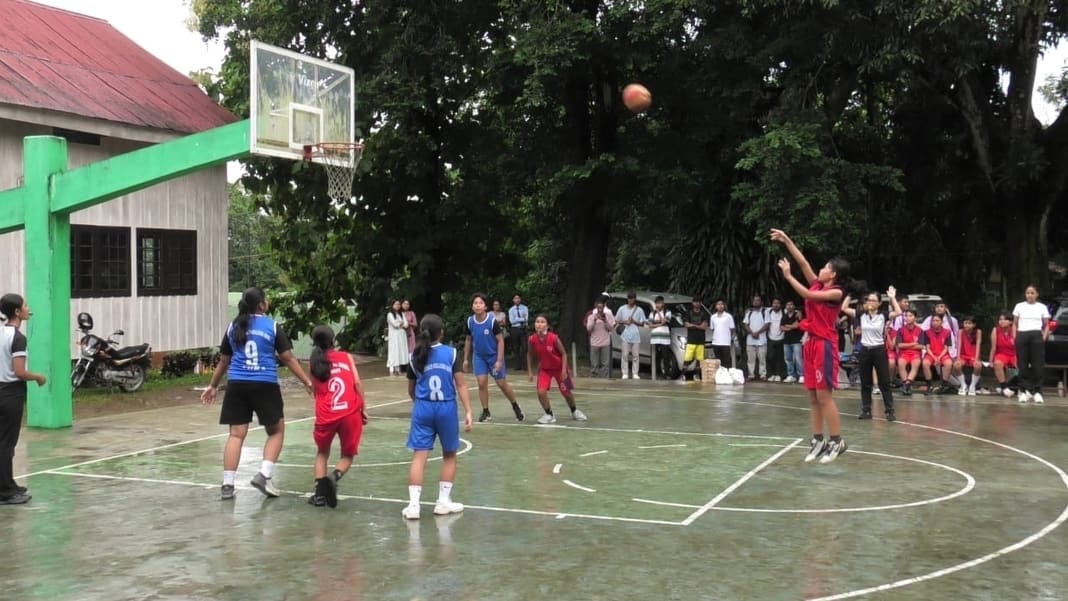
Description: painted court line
552,464,562,474
45,469,683,526
633,498,701,509
277,438,473,469
579,450,608,457
638,444,687,449
562,479,596,493
16,397,411,481
680,438,803,526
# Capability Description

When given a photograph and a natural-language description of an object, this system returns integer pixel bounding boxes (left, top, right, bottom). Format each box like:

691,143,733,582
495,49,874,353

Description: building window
137,229,197,296
70,226,131,298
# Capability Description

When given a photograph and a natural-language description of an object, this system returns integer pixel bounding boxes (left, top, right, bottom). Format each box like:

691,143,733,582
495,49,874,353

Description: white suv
602,291,712,379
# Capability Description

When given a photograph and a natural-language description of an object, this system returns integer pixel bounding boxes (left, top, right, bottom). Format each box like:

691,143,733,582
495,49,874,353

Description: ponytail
309,325,335,382
232,287,265,346
827,257,866,299
412,314,443,373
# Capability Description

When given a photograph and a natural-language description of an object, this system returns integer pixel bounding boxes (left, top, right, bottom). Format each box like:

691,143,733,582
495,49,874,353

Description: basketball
622,83,652,113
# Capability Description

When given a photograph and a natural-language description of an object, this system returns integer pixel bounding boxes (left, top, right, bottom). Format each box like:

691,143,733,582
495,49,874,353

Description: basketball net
303,142,364,202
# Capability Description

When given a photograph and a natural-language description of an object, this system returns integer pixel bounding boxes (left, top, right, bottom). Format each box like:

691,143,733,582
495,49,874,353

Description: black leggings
858,346,894,413
1015,330,1045,393
0,393,26,496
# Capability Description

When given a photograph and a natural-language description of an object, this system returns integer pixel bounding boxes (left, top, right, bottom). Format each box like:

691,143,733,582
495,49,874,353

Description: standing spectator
742,295,769,380
491,300,508,333
1013,285,1051,404
402,299,418,354
781,300,804,383
841,288,900,421
766,298,786,382
614,292,646,379
0,293,45,505
585,297,615,377
682,297,709,378
709,300,736,367
648,296,674,378
386,300,409,376
508,294,530,371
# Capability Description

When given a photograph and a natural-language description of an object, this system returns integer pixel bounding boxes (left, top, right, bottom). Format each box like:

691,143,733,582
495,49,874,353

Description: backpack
744,308,768,333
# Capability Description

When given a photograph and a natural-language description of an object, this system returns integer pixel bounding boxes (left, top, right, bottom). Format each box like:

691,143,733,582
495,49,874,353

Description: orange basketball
622,83,652,113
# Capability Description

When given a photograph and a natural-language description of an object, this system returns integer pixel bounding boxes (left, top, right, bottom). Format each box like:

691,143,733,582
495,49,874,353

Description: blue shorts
472,354,506,380
407,400,460,452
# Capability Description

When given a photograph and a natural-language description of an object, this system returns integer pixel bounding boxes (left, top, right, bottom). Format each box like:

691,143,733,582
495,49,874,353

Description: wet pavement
2,375,1067,600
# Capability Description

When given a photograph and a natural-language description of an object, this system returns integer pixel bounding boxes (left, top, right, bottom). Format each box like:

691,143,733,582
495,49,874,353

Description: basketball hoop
302,142,364,202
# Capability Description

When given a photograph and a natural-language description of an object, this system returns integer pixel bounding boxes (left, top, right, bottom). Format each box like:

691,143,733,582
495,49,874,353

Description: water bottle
1058,379,1066,398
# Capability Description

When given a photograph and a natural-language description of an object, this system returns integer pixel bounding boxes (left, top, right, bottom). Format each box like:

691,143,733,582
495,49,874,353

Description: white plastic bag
729,368,746,385
714,367,733,385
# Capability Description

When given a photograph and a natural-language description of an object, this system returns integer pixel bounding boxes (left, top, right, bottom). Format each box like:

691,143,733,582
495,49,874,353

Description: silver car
603,291,716,379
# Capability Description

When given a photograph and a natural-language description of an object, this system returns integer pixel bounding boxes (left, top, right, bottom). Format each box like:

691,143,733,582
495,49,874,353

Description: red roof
0,0,236,134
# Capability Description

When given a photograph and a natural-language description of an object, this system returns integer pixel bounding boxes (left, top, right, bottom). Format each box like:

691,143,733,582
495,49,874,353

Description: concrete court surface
2,374,1066,601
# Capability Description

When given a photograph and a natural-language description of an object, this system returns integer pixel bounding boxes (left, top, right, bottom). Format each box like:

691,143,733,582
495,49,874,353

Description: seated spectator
896,310,923,395
921,314,954,393
954,315,982,396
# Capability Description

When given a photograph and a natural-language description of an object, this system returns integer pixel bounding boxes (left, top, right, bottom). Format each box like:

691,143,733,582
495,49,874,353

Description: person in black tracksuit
0,293,47,505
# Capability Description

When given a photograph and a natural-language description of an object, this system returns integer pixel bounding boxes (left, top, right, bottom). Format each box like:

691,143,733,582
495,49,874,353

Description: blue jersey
466,313,500,358
410,344,459,402
223,315,288,383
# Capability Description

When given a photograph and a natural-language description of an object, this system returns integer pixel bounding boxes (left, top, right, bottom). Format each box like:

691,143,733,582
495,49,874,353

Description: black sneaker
307,493,326,507
0,492,31,505
902,382,912,396
478,409,492,423
858,411,873,420
220,484,235,500
319,476,338,509
886,411,896,422
512,403,525,422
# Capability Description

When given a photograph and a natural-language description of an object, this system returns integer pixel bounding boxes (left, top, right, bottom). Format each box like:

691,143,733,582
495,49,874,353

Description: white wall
0,116,229,356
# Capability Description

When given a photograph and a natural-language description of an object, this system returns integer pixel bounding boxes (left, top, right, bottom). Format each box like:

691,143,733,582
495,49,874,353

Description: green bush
161,350,199,378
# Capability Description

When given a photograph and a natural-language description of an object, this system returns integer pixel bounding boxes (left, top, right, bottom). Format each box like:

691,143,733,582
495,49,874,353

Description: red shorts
314,411,364,457
992,353,1017,368
957,354,978,365
923,353,952,367
898,350,921,364
803,338,838,391
886,350,897,364
537,370,574,395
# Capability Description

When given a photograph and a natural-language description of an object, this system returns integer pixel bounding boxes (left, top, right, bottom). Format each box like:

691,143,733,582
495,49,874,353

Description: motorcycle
71,312,151,392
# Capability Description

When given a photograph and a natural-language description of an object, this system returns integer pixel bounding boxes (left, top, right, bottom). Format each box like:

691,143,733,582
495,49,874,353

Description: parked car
1046,302,1068,367
602,291,721,379
878,293,944,321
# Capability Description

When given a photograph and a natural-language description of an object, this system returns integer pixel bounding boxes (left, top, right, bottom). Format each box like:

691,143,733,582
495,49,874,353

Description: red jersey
922,326,952,356
994,326,1015,357
529,331,564,372
898,324,923,348
958,329,978,361
313,349,362,423
801,281,842,344
884,325,898,351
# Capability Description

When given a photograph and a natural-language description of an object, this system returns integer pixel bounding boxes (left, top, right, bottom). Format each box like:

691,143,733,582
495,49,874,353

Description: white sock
408,485,422,506
222,470,236,486
261,460,276,478
439,481,453,502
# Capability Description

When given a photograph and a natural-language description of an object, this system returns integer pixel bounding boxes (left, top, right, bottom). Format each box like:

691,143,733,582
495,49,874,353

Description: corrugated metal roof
0,0,237,134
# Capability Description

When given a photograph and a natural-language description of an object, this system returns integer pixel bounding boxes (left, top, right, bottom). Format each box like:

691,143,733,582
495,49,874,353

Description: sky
29,0,1068,125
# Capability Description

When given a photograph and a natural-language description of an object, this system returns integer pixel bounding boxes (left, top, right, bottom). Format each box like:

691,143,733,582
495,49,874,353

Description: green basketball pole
0,120,250,428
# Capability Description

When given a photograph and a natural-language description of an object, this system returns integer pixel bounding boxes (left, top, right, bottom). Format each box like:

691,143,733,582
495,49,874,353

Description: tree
227,185,283,292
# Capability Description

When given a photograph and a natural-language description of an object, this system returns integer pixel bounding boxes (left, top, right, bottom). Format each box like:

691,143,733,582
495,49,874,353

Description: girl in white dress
386,300,410,376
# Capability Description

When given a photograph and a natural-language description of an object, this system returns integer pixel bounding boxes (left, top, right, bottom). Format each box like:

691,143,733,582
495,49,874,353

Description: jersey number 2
328,377,349,411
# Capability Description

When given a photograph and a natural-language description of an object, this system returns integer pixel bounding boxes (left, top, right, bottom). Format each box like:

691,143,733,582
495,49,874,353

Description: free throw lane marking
579,450,608,457
680,438,803,526
562,479,596,493
638,444,687,449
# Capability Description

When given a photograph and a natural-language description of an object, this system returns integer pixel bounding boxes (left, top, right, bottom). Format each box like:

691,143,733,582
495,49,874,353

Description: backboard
250,40,355,165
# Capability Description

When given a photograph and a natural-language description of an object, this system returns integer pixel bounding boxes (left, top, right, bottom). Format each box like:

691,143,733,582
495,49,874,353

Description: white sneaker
784,376,797,383
632,374,641,380
402,504,421,520
1033,393,1045,404
804,438,827,463
433,499,464,515
1017,391,1032,403
967,388,977,396
572,409,588,421
250,472,280,498
620,374,630,380
873,388,881,395
958,386,967,396
1002,387,1015,398
537,413,557,425
798,376,805,385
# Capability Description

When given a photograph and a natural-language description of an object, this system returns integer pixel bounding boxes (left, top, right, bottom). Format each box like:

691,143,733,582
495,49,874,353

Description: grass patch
73,371,213,400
